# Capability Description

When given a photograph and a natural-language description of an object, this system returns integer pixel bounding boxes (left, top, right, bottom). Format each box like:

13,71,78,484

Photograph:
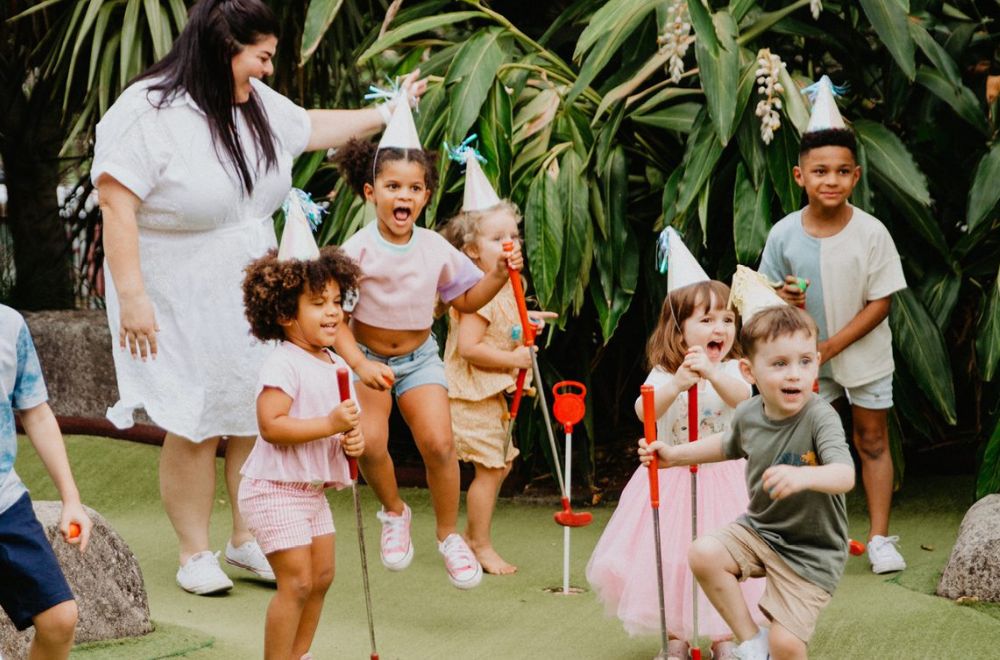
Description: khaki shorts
712,523,831,643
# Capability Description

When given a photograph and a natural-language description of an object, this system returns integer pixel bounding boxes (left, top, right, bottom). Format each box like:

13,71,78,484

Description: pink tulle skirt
586,461,766,640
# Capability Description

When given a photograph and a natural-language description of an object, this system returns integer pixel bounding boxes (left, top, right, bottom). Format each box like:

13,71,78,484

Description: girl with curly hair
332,105,523,590
239,234,364,660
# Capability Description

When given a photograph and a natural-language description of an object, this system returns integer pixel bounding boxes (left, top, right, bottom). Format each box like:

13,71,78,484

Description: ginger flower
754,48,786,145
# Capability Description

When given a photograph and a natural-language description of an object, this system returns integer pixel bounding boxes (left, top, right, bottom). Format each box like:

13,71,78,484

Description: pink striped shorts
238,477,336,555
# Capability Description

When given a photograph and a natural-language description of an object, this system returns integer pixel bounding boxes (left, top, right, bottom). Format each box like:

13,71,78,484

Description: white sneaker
376,504,414,571
734,627,769,660
867,534,906,574
225,540,276,581
176,551,234,595
438,533,483,590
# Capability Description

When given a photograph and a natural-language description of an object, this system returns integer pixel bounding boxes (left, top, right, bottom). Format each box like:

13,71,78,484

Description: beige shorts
712,523,831,643
451,395,520,469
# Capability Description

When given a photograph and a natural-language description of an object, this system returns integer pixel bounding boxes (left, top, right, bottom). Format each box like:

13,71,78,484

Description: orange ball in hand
68,522,81,539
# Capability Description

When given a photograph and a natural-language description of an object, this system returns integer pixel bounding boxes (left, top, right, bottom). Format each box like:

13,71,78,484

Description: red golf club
501,242,590,528
688,384,702,660
553,381,591,594
642,385,669,658
337,369,378,660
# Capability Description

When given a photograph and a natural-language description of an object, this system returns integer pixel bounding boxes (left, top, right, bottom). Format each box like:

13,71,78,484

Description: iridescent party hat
802,75,847,133
277,189,321,262
656,227,710,293
377,99,422,150
446,136,501,212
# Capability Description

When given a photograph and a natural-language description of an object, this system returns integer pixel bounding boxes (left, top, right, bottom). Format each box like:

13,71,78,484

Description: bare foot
470,543,517,575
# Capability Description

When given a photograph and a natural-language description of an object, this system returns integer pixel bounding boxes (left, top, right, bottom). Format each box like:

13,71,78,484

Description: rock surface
937,494,1000,602
0,501,152,657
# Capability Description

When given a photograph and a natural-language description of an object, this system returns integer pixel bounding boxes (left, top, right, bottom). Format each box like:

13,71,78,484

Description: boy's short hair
740,305,818,358
242,246,361,342
799,128,857,160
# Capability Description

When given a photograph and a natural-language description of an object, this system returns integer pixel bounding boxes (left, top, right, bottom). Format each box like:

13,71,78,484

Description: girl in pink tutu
587,277,766,660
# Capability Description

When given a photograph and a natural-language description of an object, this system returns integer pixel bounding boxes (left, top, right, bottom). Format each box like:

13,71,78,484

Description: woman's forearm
305,108,385,152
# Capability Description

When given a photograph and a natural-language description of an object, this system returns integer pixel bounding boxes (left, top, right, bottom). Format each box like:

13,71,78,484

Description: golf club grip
502,241,533,347
641,385,658,508
336,368,359,482
688,384,698,475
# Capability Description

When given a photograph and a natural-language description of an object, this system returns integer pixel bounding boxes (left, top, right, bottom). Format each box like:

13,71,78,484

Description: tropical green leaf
977,268,1000,382
525,168,564,309
144,0,170,60
477,80,514,198
445,28,507,144
888,409,906,491
889,288,957,424
575,0,653,58
589,277,633,344
686,0,719,52
916,270,962,330
558,151,593,314
777,67,810,134
631,103,700,133
675,109,724,220
854,120,931,206
120,0,141,87
859,0,916,80
86,1,117,92
357,11,486,63
693,9,740,145
301,0,346,64
868,168,950,260
595,48,672,118
966,143,1000,233
909,20,962,89
733,162,772,264
632,86,703,115
728,0,756,23
167,0,187,31
852,141,874,212
916,67,989,135
976,415,1000,499
765,117,801,215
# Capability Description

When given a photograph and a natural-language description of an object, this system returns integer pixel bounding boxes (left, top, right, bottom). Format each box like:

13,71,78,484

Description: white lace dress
91,78,312,442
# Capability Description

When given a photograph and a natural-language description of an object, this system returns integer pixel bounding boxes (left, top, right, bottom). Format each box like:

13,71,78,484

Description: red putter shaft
642,386,659,508
688,384,702,660
337,369,379,660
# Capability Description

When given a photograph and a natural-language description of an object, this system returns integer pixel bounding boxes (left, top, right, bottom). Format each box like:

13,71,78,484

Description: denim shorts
357,334,448,397
0,492,75,630
818,373,893,410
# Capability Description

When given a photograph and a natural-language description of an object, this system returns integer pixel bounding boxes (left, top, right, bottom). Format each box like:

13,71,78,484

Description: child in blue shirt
0,305,92,658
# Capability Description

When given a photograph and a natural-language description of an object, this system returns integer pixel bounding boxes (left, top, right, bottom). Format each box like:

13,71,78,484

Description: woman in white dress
92,0,424,595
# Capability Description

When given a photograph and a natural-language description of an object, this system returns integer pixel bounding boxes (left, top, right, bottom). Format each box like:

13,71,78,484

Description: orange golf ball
849,539,866,556
68,523,81,539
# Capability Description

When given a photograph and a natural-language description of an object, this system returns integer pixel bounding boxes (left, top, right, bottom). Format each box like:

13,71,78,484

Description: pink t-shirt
341,223,483,330
240,342,358,488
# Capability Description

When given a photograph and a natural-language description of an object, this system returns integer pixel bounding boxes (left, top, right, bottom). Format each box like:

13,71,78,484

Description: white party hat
446,137,502,212
277,190,320,262
728,265,787,322
802,75,846,133
377,100,422,150
656,227,710,293
462,155,502,211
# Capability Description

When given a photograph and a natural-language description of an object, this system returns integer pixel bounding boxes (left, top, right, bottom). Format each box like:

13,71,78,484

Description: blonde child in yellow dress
440,146,554,574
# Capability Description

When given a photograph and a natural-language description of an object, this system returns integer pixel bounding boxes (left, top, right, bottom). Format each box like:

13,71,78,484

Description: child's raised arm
638,432,726,469
632,366,700,421
20,402,93,551
333,322,395,391
683,346,752,409
450,243,524,314
257,387,359,446
761,463,854,499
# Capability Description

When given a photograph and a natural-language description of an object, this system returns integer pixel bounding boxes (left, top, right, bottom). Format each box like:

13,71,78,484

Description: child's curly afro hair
242,245,361,342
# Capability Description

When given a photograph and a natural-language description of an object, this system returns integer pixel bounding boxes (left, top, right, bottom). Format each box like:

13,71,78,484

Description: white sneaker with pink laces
438,533,482,589
376,504,414,571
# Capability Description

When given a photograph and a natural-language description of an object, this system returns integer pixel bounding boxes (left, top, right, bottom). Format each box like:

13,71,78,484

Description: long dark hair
136,0,280,195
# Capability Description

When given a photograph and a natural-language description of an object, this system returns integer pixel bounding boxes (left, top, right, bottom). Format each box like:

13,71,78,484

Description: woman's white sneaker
176,551,234,595
376,504,414,570
438,533,482,589
225,540,276,581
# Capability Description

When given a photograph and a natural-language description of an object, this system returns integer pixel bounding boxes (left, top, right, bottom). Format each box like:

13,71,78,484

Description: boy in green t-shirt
641,305,855,660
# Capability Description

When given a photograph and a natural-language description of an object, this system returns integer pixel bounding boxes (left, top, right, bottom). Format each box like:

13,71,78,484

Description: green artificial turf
14,435,1000,659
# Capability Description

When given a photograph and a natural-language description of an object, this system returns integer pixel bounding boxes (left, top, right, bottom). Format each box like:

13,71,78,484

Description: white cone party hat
657,227,710,293
378,99,422,150
803,75,846,133
461,152,501,212
277,190,320,262
728,265,787,322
